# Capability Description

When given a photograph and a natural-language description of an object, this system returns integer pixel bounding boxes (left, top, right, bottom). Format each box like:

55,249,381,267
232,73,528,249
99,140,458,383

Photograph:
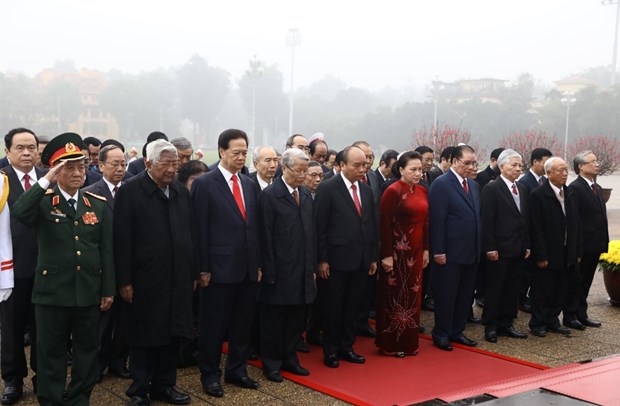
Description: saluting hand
43,160,67,183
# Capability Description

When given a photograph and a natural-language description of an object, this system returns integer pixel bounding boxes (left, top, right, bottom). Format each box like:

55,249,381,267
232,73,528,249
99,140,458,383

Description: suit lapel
335,175,361,217
448,171,474,209
498,180,520,214
215,169,245,221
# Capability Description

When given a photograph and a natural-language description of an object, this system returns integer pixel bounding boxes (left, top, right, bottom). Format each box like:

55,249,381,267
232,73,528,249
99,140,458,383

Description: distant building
554,76,597,95
433,78,508,104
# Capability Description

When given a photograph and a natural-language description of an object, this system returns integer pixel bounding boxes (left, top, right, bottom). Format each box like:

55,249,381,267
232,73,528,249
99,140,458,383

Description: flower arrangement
599,240,620,272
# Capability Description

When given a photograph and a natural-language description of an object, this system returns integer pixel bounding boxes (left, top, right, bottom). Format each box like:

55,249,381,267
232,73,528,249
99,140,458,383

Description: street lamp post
602,0,620,86
248,55,264,144
286,28,300,137
561,93,577,162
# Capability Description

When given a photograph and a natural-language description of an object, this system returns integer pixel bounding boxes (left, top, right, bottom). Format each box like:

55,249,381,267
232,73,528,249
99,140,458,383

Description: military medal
52,195,59,206
83,196,91,207
82,212,98,225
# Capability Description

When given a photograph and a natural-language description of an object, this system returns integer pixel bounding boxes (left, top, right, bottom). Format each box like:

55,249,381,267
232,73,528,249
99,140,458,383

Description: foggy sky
1,0,616,91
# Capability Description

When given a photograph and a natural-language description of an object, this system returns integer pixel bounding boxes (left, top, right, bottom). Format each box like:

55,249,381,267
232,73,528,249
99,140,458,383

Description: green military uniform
11,180,115,405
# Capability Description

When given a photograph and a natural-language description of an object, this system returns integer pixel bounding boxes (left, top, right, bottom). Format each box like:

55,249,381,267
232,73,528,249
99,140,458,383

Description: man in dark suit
125,131,169,178
374,149,398,184
11,132,115,406
192,129,261,398
83,137,102,173
428,145,481,351
83,145,130,382
475,148,504,188
563,151,608,329
528,157,582,337
114,139,195,406
517,147,552,313
429,146,455,178
480,149,530,343
257,148,316,382
315,146,378,368
0,128,45,405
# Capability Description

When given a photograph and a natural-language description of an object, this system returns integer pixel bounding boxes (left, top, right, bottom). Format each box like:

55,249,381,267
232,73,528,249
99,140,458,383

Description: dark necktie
67,198,76,216
23,174,31,191
462,179,469,194
591,183,597,195
351,184,362,216
292,189,300,206
231,174,246,220
113,186,119,198
423,172,428,183
538,176,545,185
511,184,518,195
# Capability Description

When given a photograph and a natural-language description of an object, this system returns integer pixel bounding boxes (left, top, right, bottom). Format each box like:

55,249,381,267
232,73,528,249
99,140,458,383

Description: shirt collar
450,167,465,184
12,166,37,182
103,177,121,194
282,178,296,195
549,181,563,197
58,186,79,204
499,174,516,190
580,175,594,187
256,175,270,190
218,164,237,181
529,168,541,182
340,172,359,190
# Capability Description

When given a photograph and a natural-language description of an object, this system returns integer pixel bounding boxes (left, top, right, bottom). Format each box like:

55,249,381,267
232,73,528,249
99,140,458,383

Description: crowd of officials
0,127,609,406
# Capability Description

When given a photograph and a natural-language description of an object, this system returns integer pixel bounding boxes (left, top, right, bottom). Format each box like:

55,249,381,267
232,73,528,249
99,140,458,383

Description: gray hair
252,145,276,164
544,156,564,175
282,148,309,168
170,137,192,151
497,149,521,167
98,144,120,163
573,150,593,174
147,139,177,162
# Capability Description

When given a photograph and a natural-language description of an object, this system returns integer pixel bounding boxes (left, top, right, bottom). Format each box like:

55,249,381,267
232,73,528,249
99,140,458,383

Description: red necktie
292,189,300,206
231,174,246,220
361,174,368,184
462,179,469,194
23,174,31,191
511,184,518,195
351,184,362,216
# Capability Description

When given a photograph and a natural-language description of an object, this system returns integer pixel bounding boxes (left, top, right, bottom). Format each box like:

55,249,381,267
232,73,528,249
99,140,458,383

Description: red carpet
250,335,547,406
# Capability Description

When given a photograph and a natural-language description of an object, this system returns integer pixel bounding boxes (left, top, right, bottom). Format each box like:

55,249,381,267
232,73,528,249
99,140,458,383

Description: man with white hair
250,146,278,190
528,157,582,338
480,149,530,343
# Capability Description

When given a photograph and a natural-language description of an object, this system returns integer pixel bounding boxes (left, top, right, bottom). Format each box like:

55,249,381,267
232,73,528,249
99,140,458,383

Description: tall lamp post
561,93,577,162
247,55,264,144
286,28,300,136
602,0,620,86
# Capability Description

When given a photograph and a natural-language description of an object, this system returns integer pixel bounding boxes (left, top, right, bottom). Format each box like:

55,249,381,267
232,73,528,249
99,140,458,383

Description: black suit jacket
126,158,146,177
481,178,529,258
81,170,102,188
0,157,8,168
315,174,378,272
518,170,545,193
82,178,115,217
529,182,582,268
2,165,47,279
569,176,608,254
475,165,500,189
257,178,316,305
192,168,260,284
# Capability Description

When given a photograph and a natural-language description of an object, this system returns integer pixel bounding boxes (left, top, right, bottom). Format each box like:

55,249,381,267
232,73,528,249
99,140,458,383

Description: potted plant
600,240,620,306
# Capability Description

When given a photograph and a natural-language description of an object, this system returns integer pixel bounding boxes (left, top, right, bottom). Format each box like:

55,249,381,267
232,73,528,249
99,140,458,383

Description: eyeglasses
155,160,179,169
456,158,477,167
285,165,308,176
307,172,324,179
104,161,127,168
584,160,599,165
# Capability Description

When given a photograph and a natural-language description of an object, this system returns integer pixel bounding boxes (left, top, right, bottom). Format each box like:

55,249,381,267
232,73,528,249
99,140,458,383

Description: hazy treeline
0,57,618,152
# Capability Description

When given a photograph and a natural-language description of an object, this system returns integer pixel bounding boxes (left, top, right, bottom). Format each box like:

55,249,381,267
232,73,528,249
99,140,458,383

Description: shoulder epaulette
45,189,54,195
84,191,107,201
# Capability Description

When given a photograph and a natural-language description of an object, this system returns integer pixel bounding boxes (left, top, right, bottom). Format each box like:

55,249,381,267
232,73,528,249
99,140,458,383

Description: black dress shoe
109,365,131,379
485,330,497,343
467,316,482,324
530,327,547,337
129,395,150,406
281,364,310,376
323,355,339,368
452,335,477,347
433,338,453,351
579,318,602,328
248,350,259,361
499,326,528,339
23,333,31,347
563,319,586,331
519,302,532,313
549,326,571,335
1,385,23,405
263,370,283,383
356,325,376,338
224,375,259,389
203,382,223,398
150,387,191,405
422,297,435,311
338,351,365,364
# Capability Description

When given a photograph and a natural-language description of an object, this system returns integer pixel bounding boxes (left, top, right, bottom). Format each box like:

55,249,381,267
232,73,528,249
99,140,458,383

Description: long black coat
569,176,609,255
529,181,582,268
113,171,197,347
257,178,316,305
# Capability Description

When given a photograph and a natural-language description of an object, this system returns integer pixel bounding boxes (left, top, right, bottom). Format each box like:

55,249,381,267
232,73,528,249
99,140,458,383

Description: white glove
0,288,12,302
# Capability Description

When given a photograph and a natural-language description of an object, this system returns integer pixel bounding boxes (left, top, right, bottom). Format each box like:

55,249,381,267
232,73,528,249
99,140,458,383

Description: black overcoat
113,171,197,347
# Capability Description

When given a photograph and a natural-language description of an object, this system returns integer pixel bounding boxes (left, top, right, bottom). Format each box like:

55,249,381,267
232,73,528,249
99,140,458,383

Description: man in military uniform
11,132,115,406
